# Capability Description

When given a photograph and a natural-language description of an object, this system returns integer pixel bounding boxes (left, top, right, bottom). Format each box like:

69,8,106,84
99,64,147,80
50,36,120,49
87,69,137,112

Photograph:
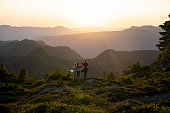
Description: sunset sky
0,0,170,30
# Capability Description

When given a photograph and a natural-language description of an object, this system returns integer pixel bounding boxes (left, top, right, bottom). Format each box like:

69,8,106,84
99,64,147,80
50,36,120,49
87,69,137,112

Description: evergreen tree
123,62,141,75
156,14,170,51
0,64,6,72
0,64,8,82
0,64,17,82
18,63,29,82
156,42,170,64
104,70,115,80
161,43,170,63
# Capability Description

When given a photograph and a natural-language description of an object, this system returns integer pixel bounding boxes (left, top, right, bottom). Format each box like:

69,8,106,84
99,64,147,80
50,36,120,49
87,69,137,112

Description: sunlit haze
0,0,170,30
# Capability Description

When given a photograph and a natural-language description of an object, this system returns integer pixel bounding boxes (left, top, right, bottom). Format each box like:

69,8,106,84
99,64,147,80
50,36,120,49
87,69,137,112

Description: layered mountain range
0,40,160,78
0,25,162,58
36,26,162,58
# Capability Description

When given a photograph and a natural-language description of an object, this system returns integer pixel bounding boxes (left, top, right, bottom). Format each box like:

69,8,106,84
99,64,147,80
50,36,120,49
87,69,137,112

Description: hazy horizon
0,24,160,32
0,0,170,30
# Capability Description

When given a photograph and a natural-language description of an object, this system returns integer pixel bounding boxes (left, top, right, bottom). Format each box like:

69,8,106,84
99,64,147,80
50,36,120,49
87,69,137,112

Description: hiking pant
81,70,84,79
73,72,76,79
77,71,80,79
84,69,88,79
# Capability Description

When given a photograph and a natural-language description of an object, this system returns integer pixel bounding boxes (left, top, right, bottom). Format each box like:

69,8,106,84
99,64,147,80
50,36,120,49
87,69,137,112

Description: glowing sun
62,0,115,27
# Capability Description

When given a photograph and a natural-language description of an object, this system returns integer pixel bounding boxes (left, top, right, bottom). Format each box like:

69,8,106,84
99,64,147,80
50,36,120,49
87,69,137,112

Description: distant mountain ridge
0,39,82,77
88,49,160,77
0,25,75,40
0,39,82,60
37,25,162,58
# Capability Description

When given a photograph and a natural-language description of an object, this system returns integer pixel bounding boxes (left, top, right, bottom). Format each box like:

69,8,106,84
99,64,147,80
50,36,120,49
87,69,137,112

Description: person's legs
73,72,76,79
77,71,80,79
76,71,78,79
84,69,88,80
80,71,82,79
81,71,84,79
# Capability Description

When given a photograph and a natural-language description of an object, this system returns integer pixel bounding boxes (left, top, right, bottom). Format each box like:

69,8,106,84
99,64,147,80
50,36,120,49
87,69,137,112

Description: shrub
123,62,149,78
110,100,140,113
77,94,92,105
49,80,66,88
44,67,72,81
103,70,115,80
0,83,20,92
110,102,170,113
132,103,170,113
23,102,102,113
116,75,133,85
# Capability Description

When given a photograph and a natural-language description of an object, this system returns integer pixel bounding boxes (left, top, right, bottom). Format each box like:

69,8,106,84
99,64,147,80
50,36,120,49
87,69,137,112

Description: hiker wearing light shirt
73,63,77,79
81,63,84,79
76,62,81,79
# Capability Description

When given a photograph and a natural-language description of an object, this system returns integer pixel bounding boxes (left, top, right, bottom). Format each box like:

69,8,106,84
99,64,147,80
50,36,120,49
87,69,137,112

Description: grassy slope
1,69,170,113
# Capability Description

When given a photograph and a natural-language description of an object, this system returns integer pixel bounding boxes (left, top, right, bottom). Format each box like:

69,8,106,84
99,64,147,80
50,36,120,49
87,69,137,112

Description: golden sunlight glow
0,0,170,28
62,0,115,27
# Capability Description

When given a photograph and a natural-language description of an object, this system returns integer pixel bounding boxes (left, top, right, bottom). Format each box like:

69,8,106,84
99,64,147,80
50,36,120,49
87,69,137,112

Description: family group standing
73,60,88,79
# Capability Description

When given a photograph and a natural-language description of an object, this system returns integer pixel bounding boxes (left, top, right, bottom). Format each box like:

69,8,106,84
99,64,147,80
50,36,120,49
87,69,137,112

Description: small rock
110,83,119,87
87,79,93,84
0,82,3,86
59,87,68,92
55,87,68,92
125,99,140,104
40,91,44,95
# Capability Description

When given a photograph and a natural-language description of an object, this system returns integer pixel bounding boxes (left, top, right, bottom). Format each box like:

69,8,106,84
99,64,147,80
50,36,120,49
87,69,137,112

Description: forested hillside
0,39,82,59
0,39,160,78
0,39,82,77
87,49,160,77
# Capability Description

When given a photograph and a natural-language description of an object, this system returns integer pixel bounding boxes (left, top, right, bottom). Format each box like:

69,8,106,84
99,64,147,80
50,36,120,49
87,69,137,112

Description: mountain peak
129,26,138,29
99,49,116,56
0,25,11,28
129,25,158,30
95,49,116,61
103,49,116,52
